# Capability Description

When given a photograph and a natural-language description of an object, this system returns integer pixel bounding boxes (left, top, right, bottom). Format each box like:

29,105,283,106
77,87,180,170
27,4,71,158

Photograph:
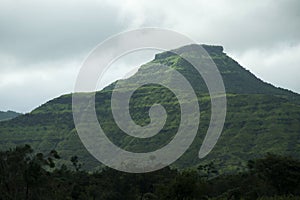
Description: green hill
0,110,21,122
0,44,299,172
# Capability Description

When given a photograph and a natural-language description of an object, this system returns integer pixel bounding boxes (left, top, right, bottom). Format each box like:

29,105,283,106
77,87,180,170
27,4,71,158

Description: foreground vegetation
1,145,300,200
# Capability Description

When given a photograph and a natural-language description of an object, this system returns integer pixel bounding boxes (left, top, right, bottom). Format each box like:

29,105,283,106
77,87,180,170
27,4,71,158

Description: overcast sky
0,0,299,113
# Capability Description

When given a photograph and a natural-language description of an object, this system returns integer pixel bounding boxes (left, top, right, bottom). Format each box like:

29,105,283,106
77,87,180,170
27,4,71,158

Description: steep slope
0,44,299,172
153,44,299,100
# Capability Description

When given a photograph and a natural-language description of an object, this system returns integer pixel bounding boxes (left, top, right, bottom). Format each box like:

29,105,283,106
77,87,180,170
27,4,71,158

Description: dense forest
1,145,300,200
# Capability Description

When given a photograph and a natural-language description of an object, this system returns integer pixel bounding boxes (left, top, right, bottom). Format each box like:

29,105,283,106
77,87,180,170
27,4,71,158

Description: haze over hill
0,44,299,172
0,111,21,122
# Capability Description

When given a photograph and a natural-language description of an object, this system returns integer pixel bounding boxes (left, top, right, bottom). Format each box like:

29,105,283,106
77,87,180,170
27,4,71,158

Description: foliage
0,44,299,172
1,145,300,199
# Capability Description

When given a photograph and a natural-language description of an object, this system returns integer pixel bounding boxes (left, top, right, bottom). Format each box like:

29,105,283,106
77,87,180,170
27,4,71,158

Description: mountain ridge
153,44,299,97
0,44,299,172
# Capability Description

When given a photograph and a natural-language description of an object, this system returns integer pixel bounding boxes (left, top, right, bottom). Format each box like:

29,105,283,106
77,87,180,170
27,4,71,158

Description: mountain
0,44,299,172
0,110,21,122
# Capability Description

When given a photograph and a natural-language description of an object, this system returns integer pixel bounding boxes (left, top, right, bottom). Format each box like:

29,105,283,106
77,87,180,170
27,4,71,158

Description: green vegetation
0,44,299,173
0,110,21,122
1,145,300,199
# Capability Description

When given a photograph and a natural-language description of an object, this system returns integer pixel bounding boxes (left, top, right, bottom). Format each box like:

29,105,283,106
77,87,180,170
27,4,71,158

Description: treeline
1,145,300,200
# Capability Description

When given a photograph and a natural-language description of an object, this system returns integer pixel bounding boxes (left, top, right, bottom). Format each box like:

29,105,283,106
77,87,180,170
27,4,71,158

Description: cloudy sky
0,0,299,113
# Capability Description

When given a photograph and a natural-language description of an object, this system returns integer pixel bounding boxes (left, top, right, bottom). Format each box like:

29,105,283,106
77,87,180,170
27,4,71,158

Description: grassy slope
0,44,299,172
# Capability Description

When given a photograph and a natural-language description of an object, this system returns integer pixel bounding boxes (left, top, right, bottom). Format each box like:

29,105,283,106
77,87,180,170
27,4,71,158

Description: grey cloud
0,0,127,67
1,0,299,112
125,0,300,52
222,0,300,52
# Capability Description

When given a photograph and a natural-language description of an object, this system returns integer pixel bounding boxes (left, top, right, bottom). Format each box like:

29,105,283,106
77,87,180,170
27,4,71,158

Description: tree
0,145,60,200
249,153,300,195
